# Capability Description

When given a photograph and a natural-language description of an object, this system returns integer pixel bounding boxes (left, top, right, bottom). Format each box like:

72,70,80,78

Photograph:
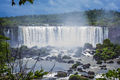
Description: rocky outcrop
88,71,95,75
99,65,107,70
82,64,91,69
55,71,67,77
68,60,74,64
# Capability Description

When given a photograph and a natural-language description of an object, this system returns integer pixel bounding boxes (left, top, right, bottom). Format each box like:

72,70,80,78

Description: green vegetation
0,35,48,80
0,9,120,27
55,71,67,77
96,68,120,80
86,9,120,27
0,35,11,79
71,63,80,69
12,0,34,6
94,39,120,61
69,74,88,80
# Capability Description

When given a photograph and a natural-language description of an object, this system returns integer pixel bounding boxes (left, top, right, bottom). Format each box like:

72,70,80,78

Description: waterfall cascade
4,26,108,47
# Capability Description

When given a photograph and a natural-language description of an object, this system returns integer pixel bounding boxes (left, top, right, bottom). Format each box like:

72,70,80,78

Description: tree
96,68,120,80
0,35,48,80
12,0,34,6
0,35,11,79
94,39,120,61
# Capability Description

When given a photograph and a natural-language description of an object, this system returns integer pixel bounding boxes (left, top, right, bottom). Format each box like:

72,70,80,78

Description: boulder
99,65,107,70
62,55,71,59
71,63,79,69
68,60,74,64
55,71,67,77
107,60,114,64
76,61,83,65
117,60,120,64
77,68,83,72
82,64,91,69
88,71,95,75
96,61,102,64
67,69,73,74
83,43,93,50
99,65,106,68
69,75,88,80
88,75,94,79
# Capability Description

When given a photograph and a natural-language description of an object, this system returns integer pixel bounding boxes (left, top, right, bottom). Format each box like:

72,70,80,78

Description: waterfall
4,26,108,47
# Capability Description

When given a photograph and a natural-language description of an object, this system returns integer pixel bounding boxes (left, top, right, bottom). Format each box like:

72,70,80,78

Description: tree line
0,9,120,27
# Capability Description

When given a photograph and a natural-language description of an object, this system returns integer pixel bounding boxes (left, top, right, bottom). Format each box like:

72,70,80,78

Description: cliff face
109,27,120,44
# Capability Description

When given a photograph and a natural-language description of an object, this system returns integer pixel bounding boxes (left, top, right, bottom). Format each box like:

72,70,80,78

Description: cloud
49,0,56,5
105,2,119,10
0,0,120,17
93,0,103,6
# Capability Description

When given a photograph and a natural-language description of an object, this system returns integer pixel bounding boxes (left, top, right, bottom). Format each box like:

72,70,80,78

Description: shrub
94,39,120,61
69,75,88,80
71,63,79,69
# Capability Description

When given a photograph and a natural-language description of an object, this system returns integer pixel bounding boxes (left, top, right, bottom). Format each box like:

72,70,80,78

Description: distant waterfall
4,26,108,47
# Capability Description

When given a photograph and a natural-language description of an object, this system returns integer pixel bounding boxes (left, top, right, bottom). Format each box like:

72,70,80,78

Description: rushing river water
3,26,120,80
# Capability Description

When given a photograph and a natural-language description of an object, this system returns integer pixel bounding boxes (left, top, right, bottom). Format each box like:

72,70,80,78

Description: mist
61,12,89,26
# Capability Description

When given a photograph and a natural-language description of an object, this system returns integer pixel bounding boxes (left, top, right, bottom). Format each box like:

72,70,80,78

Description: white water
17,26,108,47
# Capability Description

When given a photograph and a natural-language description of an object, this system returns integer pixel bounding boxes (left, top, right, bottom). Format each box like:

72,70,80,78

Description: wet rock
71,62,82,70
82,71,95,79
77,68,83,72
78,59,82,61
62,55,71,59
83,43,93,50
46,56,57,60
55,71,67,77
88,75,94,79
101,67,107,70
71,63,79,69
68,60,74,64
12,46,51,58
88,71,95,75
99,65,107,70
96,61,102,64
99,65,106,68
117,60,120,64
82,64,91,69
67,69,73,74
107,60,114,64
69,75,88,80
76,61,83,65
34,57,44,61
91,50,96,55
62,60,67,63
46,56,64,62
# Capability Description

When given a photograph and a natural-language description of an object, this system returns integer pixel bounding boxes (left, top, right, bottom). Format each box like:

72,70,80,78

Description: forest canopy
0,9,120,27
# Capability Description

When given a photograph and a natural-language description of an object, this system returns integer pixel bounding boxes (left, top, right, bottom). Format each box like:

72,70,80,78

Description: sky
0,0,120,17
